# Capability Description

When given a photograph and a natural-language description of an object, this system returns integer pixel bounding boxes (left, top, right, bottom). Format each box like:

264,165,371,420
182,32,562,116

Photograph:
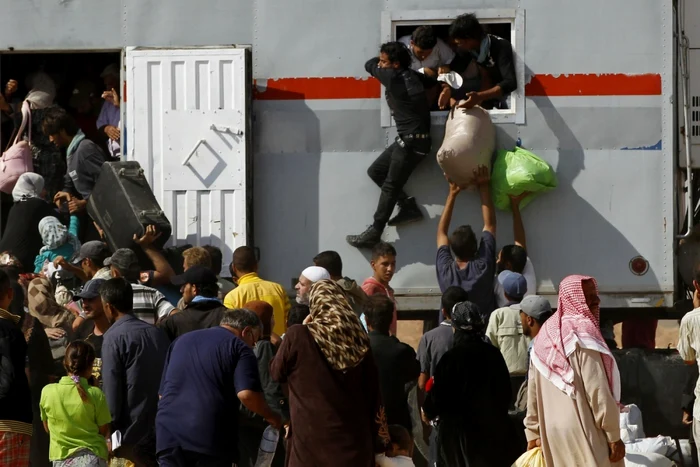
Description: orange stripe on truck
525,73,662,96
253,74,662,100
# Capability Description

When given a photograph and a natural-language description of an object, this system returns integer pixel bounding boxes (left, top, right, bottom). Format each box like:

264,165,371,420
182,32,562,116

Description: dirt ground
397,319,681,351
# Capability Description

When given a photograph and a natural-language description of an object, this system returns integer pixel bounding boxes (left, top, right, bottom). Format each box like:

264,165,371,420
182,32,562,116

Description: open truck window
380,9,525,126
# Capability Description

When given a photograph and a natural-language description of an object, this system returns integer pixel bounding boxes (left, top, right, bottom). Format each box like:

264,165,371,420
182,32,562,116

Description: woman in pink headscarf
524,275,625,467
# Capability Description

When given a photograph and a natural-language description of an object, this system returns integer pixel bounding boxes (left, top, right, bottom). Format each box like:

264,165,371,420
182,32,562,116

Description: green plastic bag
491,147,558,211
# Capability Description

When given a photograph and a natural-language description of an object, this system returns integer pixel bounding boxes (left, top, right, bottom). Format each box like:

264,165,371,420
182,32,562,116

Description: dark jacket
158,299,227,342
0,308,32,431
64,138,108,200
102,314,169,448
0,198,57,273
451,34,517,106
368,331,420,431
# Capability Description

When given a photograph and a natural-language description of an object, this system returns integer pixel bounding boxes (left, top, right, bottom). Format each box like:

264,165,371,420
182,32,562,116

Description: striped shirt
130,283,175,324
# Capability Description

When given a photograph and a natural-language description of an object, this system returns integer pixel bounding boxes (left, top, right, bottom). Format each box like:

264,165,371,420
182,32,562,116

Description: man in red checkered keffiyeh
525,275,625,467
531,275,621,400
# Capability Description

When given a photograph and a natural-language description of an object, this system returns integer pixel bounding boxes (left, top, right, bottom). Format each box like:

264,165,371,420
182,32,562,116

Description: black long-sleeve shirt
452,34,517,103
365,57,438,136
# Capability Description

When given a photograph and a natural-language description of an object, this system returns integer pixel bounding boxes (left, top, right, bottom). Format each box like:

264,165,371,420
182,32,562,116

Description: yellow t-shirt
224,272,291,335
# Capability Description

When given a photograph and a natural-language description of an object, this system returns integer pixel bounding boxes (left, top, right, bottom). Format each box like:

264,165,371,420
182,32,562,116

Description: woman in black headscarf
422,301,521,467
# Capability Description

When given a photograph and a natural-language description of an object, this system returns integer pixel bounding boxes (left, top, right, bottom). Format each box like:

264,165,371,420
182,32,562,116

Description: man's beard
296,294,309,305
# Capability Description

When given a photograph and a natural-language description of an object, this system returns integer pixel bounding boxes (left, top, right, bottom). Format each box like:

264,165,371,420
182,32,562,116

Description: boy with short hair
375,424,416,467
362,242,398,335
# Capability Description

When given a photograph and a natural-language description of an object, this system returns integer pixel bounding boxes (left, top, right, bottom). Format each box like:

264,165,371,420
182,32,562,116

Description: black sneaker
388,197,424,226
346,226,382,249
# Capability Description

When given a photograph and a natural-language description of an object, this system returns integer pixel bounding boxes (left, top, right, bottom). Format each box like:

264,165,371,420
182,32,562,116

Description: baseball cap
74,279,107,300
512,295,552,321
171,265,218,286
104,248,139,272
73,241,110,265
498,270,527,301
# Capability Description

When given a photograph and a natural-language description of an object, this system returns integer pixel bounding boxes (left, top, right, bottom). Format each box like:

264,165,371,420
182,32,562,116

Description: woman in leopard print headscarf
271,279,389,467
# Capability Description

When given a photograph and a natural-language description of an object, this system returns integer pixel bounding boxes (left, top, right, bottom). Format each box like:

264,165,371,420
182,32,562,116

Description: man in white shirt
678,265,700,462
398,26,455,75
495,193,537,308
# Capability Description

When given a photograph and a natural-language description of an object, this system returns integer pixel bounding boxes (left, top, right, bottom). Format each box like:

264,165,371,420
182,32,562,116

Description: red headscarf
531,275,620,401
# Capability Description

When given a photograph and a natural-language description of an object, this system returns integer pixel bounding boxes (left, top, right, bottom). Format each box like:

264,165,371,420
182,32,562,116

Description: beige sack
437,105,496,188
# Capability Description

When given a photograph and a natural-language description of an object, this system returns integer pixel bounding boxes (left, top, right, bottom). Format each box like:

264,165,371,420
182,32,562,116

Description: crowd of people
0,10,683,467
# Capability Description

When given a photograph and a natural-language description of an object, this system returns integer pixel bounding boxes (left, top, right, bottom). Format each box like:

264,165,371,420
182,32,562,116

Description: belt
402,133,431,140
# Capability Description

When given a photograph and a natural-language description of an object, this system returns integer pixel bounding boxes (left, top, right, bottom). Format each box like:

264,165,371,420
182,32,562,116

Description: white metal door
125,47,251,271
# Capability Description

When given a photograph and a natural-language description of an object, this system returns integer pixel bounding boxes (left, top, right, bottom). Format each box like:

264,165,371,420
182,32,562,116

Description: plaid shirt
130,283,175,324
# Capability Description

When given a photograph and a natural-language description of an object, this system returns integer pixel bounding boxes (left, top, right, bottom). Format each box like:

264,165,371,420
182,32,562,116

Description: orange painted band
253,74,662,100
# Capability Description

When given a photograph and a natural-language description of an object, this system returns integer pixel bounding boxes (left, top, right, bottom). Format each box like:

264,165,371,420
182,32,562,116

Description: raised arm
510,193,529,252
437,177,461,248
133,225,175,287
475,166,496,236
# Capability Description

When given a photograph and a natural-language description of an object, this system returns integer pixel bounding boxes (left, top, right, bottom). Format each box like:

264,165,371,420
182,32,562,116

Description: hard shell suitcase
87,161,172,255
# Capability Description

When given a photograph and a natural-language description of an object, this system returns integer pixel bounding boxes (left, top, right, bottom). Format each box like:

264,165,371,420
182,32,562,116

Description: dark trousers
158,446,232,467
367,137,430,231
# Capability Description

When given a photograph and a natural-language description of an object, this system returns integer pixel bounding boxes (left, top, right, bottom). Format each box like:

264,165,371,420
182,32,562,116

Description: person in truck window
436,167,497,319
43,107,107,243
96,64,121,159
347,42,452,249
448,13,517,110
398,26,455,75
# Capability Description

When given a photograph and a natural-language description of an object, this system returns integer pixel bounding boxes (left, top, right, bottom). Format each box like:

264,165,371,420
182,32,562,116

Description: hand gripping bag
436,105,495,188
511,447,545,467
492,146,557,211
0,100,34,194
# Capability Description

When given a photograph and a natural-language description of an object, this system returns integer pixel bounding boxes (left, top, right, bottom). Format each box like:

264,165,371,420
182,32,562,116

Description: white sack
436,105,495,188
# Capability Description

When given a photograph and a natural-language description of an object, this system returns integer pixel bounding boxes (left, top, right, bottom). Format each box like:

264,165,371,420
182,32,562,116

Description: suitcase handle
119,167,145,177
139,209,165,219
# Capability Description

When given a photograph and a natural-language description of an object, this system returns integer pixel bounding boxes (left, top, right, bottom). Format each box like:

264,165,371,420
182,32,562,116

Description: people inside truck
0,173,56,273
7,71,67,203
448,13,517,110
361,242,399,336
69,79,105,146
44,107,107,213
495,193,537,308
96,63,121,159
398,26,455,76
525,275,625,467
346,42,452,250
224,245,291,336
436,166,497,319
313,250,367,318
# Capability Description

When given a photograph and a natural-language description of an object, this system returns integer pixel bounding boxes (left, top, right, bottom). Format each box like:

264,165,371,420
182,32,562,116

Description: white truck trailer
0,0,695,322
